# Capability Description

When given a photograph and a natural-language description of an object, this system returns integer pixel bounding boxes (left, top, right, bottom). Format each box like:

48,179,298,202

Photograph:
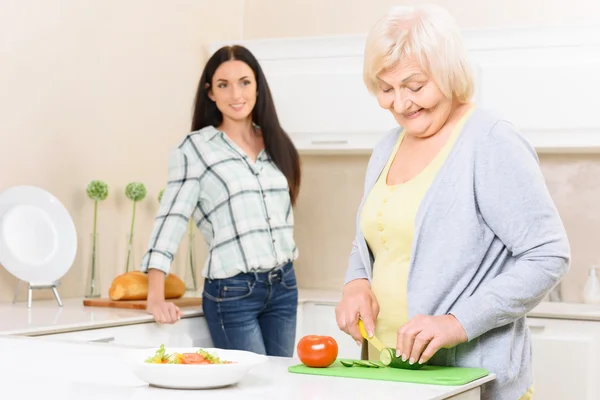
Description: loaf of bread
108,271,186,301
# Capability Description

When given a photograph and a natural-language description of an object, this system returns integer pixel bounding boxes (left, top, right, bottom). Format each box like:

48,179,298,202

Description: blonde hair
363,4,474,103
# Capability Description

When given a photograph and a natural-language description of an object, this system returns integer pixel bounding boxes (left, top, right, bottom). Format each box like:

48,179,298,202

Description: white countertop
0,288,341,336
527,301,600,321
298,288,342,303
2,285,600,338
0,335,494,400
0,297,202,336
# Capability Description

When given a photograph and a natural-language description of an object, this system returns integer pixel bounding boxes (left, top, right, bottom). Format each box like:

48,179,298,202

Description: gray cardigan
345,107,570,400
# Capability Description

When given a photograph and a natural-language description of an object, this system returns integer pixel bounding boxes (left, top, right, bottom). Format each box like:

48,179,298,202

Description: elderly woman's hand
335,279,380,345
396,314,468,365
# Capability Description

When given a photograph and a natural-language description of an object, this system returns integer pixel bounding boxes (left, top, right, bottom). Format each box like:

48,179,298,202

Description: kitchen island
0,335,494,400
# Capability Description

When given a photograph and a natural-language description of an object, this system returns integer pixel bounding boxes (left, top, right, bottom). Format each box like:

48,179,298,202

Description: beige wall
0,0,245,302
243,0,600,39
1,0,598,303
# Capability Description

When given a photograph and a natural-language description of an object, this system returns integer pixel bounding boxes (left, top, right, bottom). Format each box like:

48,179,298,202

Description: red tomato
181,353,206,364
297,335,338,368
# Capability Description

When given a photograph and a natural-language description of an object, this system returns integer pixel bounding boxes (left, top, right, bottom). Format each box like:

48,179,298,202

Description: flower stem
91,200,98,292
125,200,137,273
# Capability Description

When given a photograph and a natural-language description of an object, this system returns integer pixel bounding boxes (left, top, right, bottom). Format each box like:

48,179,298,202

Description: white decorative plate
125,347,268,389
0,185,77,284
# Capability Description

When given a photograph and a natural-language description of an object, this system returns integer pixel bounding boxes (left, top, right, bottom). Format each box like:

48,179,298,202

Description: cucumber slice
365,361,383,368
379,348,425,370
339,359,384,368
352,360,379,368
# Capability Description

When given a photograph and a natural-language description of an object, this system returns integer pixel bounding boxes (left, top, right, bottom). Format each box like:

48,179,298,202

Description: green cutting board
288,360,489,386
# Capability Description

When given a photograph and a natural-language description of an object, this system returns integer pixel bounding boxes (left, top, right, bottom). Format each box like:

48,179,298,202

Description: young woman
140,45,302,357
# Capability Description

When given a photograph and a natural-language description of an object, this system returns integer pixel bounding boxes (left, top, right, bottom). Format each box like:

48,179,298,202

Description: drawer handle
310,139,349,145
527,324,545,331
89,336,115,343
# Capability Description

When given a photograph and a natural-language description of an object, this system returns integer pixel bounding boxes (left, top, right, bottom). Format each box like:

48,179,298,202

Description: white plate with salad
126,344,268,389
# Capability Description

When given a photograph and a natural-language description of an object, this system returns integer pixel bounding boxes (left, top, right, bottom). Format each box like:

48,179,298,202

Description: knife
358,319,385,352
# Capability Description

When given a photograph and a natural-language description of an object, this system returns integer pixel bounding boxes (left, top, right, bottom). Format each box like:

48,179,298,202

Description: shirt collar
202,125,221,141
202,125,270,162
202,124,261,142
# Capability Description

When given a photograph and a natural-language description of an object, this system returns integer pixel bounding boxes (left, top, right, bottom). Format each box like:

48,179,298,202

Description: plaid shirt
140,126,298,279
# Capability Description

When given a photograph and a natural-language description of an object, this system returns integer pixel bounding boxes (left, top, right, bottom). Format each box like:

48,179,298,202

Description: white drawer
527,316,600,400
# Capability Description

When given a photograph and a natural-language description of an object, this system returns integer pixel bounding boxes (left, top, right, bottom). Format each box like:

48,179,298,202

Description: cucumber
340,360,354,367
379,347,425,370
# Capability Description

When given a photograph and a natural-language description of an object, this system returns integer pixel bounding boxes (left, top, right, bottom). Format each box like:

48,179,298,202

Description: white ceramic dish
126,347,268,389
0,186,77,283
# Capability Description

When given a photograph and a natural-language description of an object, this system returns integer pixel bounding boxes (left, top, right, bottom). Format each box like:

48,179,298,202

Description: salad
144,344,236,365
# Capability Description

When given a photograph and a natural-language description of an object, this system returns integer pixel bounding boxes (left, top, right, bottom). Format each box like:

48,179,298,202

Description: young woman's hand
146,268,183,324
147,299,182,324
396,314,468,365
335,279,380,345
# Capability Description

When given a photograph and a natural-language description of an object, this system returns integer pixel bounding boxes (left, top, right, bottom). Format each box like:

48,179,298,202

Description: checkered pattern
140,126,298,279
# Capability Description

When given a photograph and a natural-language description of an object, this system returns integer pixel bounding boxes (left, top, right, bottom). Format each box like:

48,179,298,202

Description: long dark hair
191,45,301,205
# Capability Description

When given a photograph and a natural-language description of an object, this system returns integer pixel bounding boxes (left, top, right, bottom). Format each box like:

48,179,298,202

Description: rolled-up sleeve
344,238,370,284
140,147,202,274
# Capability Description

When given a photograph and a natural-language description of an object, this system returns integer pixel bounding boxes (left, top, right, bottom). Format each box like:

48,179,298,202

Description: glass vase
85,232,101,298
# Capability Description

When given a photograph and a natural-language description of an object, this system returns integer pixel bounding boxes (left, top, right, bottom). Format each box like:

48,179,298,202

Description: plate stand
13,280,63,308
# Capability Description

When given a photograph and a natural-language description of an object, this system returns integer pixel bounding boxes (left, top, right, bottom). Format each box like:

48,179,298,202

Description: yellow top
360,107,473,351
359,107,535,400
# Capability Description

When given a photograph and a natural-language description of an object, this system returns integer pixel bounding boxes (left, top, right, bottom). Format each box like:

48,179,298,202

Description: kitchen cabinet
295,302,361,360
39,316,213,349
526,316,600,400
211,26,600,154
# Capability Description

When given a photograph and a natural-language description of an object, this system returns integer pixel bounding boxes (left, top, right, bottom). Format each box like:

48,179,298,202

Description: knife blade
358,319,385,352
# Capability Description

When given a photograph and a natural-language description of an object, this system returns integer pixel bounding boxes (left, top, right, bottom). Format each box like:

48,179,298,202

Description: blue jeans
202,262,298,357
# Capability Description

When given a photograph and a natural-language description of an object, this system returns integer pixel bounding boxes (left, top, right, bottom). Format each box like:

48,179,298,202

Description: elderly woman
335,5,569,400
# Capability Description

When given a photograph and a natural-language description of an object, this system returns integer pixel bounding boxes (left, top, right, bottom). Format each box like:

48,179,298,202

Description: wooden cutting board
83,297,202,310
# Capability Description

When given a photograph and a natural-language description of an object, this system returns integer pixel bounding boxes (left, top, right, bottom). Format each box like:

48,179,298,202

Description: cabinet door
298,302,362,360
39,316,213,349
527,317,600,400
293,305,303,358
113,316,214,348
